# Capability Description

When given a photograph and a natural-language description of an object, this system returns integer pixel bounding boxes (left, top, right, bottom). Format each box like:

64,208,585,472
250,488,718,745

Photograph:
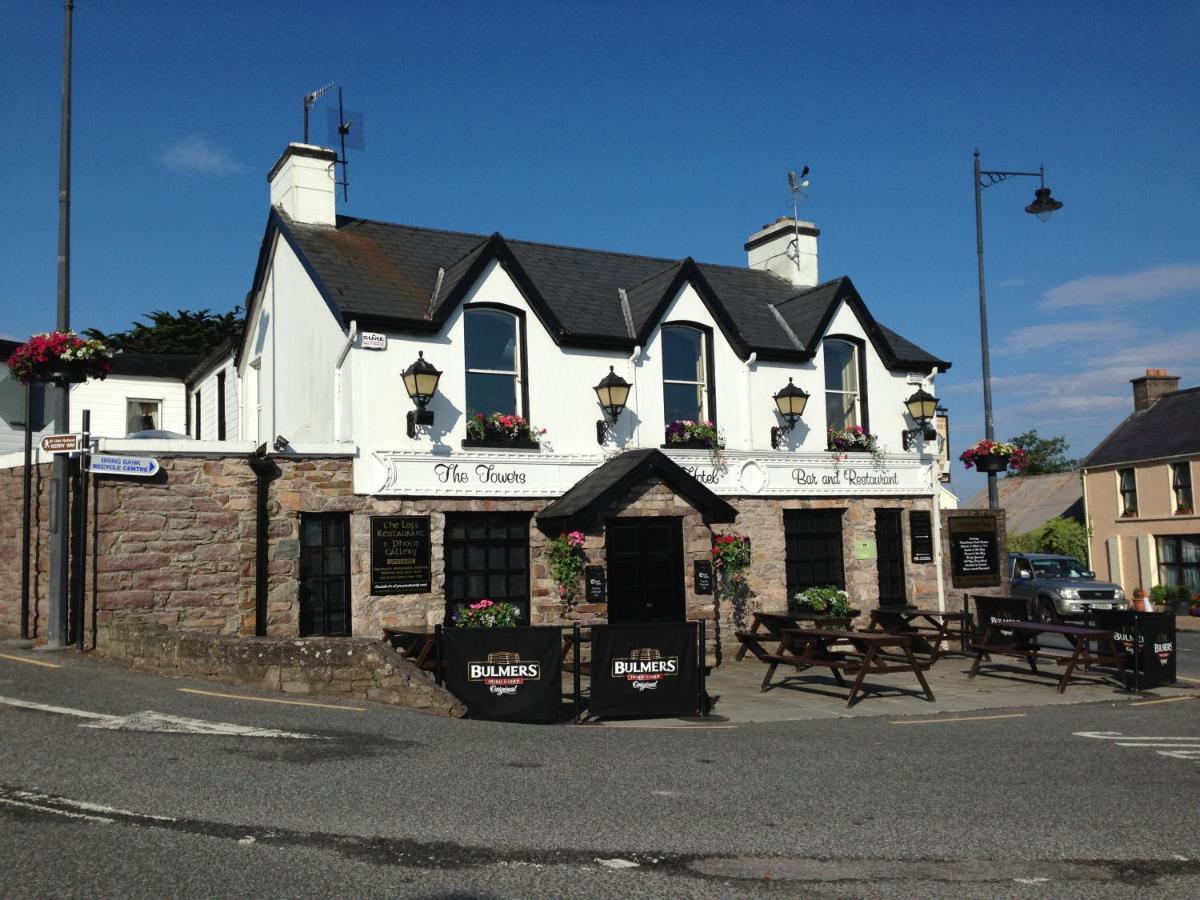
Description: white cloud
1041,264,1200,309
997,319,1129,354
157,134,246,177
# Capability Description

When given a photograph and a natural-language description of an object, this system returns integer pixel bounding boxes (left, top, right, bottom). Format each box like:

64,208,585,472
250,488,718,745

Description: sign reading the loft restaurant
370,516,432,595
375,451,933,498
948,515,1001,587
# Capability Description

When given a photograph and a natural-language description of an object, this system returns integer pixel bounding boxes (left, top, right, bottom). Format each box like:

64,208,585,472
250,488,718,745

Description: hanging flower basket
6,331,112,386
959,439,1028,474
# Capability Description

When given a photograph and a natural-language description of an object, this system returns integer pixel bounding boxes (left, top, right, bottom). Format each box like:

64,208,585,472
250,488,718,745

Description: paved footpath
1,635,1198,898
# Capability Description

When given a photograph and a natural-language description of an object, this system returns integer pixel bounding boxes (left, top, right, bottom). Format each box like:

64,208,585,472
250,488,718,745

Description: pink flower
468,598,494,610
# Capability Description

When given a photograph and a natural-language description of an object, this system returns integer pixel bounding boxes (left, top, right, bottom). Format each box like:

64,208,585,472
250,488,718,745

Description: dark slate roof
109,353,204,380
536,449,737,526
965,472,1084,534
1082,386,1200,467
266,209,950,370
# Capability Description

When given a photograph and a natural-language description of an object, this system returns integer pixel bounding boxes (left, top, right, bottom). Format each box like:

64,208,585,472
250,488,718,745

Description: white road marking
0,797,114,823
0,694,321,740
595,858,640,869
1075,730,1200,763
2,788,175,822
178,687,365,711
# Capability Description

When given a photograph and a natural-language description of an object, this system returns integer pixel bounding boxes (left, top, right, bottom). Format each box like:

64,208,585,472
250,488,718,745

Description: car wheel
1037,600,1059,624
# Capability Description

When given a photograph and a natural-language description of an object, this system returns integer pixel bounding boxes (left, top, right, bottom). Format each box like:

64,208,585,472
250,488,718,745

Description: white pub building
1,143,957,661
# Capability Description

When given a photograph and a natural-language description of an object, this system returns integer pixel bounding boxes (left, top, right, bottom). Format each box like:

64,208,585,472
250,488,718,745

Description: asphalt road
1,634,1198,898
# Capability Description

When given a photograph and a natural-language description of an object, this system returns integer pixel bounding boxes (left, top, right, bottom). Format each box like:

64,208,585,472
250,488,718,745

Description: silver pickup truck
1008,552,1129,622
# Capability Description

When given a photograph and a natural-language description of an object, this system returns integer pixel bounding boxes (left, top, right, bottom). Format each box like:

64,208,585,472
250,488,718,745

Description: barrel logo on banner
467,651,541,696
611,648,679,691
1154,634,1173,664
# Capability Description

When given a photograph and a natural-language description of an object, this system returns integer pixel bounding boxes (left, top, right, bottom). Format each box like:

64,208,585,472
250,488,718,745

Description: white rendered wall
69,374,187,437
188,356,239,440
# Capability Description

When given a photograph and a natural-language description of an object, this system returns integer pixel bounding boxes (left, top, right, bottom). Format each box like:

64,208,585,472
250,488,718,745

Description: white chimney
267,143,338,226
744,216,819,288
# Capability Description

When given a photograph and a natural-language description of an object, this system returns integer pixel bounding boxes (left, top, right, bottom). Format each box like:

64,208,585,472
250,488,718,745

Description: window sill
461,438,542,451
662,439,723,451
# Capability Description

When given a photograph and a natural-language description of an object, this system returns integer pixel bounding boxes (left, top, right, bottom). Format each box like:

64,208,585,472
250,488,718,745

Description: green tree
1008,517,1089,562
84,308,242,356
1007,429,1078,476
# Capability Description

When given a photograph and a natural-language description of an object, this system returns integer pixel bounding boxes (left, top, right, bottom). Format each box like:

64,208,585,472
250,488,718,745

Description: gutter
247,447,278,637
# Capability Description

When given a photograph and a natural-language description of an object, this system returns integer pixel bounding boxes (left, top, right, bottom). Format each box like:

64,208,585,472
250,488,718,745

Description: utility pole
48,0,74,648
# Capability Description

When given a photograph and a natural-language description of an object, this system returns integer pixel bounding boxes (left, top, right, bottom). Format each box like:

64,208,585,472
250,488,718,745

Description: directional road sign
40,434,83,454
89,454,160,477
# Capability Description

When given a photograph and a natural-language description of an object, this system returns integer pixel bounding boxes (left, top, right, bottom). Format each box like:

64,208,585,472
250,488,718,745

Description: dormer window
662,324,709,423
824,338,862,431
465,307,523,418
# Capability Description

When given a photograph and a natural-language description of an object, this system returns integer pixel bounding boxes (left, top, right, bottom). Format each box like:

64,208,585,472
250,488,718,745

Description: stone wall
97,622,465,717
0,462,51,639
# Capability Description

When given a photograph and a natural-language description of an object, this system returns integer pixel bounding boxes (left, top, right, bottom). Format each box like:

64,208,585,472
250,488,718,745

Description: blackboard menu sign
370,516,432,595
910,511,933,563
694,560,714,595
585,565,606,603
948,516,1000,587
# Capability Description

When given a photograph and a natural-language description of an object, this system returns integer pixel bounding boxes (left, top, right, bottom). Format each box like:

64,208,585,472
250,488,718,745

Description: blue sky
2,1,1197,500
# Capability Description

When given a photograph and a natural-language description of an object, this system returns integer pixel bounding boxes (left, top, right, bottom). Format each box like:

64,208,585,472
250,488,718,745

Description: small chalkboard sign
910,511,933,563
948,516,1000,588
370,515,432,595
585,565,606,603
694,560,714,595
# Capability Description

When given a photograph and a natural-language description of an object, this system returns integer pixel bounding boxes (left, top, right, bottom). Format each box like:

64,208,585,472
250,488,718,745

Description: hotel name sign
373,450,933,498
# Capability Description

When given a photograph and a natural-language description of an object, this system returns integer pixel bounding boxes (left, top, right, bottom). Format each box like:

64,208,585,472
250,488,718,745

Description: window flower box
6,331,112,386
663,420,725,466
827,425,884,461
463,413,545,450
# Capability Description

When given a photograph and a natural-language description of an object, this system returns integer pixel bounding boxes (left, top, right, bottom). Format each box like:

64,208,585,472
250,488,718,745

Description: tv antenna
301,83,365,202
786,166,811,268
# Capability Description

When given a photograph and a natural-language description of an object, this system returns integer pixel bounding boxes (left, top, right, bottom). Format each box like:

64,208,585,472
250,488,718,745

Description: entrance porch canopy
536,448,738,529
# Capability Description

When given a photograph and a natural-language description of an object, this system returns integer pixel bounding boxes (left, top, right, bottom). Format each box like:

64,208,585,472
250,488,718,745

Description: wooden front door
605,517,685,624
874,508,907,607
299,512,351,636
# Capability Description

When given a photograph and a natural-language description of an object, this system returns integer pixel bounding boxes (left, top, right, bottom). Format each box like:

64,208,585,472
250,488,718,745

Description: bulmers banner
440,626,564,722
589,622,699,719
1093,611,1176,690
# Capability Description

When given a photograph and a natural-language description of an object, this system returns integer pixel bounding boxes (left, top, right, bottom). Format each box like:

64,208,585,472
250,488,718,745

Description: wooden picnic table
968,619,1127,694
746,627,935,708
734,609,859,661
866,607,970,663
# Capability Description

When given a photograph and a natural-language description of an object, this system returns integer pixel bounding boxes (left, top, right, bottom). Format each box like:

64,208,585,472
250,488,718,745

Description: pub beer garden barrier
434,621,710,723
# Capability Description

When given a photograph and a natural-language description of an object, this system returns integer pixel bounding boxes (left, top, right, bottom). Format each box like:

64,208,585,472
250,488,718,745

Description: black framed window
1156,534,1200,591
216,370,227,440
465,308,521,418
299,513,351,637
194,390,202,440
1119,468,1138,517
784,509,846,598
662,324,709,424
444,512,531,623
824,339,861,432
1172,462,1193,513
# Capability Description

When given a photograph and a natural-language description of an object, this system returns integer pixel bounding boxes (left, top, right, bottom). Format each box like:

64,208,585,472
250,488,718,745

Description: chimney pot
1130,369,1180,412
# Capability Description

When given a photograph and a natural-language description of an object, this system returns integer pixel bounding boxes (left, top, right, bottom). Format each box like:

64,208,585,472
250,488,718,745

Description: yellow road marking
890,713,1026,726
1129,695,1197,707
0,653,62,669
1175,675,1200,684
177,687,366,712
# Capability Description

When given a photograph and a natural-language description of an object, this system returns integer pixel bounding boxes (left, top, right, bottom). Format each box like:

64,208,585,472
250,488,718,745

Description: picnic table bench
741,627,935,707
734,609,858,661
866,607,970,664
382,625,437,671
968,619,1127,693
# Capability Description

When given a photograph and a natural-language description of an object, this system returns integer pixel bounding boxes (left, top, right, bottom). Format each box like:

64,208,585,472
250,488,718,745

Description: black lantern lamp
594,365,632,444
402,351,442,438
770,377,809,450
902,387,939,450
1024,185,1063,222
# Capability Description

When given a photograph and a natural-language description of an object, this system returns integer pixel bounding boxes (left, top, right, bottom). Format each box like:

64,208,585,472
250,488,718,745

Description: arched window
824,338,862,431
464,307,521,418
662,324,708,423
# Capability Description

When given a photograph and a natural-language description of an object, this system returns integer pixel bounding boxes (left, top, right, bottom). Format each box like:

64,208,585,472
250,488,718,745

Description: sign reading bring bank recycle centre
89,454,160,477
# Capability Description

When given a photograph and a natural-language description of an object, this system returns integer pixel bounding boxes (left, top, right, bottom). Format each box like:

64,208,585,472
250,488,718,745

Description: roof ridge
624,260,685,294
770,276,848,308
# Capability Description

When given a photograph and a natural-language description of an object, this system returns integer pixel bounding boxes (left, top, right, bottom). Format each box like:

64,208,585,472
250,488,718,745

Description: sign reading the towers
370,516,431,595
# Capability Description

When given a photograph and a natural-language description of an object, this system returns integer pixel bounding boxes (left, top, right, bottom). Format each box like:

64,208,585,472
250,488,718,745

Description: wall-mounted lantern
902,387,939,450
770,377,809,450
402,351,442,438
593,365,632,444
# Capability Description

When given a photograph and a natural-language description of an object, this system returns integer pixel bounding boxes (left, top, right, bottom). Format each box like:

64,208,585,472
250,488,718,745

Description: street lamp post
973,150,1063,509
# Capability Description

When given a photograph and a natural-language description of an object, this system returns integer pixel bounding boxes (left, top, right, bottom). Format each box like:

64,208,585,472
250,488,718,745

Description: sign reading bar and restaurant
370,516,432,595
948,516,1001,587
588,622,700,719
440,626,564,722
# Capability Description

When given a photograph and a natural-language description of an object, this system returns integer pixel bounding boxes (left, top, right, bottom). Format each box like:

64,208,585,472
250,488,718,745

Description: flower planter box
661,439,721,451
972,453,1011,473
461,437,542,450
